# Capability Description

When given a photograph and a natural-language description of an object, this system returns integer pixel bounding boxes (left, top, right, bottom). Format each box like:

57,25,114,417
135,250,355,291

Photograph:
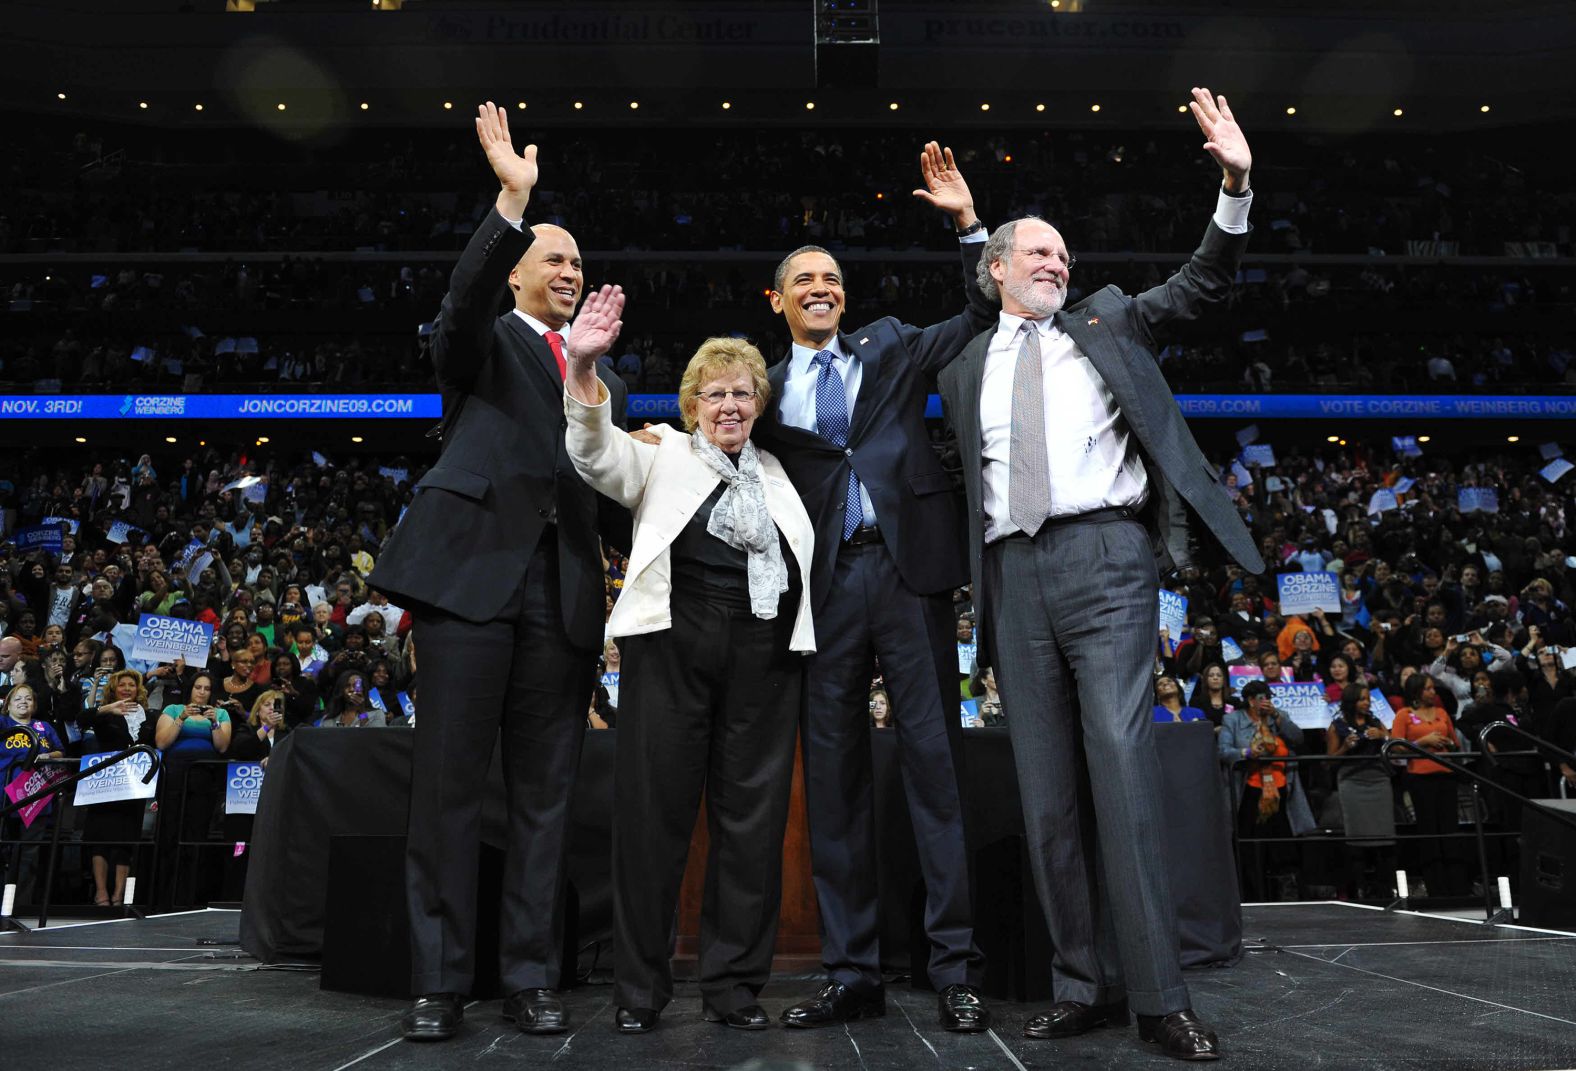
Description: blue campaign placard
11,523,64,553
1277,572,1341,615
129,614,215,669
1269,682,1334,730
1220,636,1243,662
957,643,977,674
1157,591,1188,655
1241,444,1277,468
224,762,266,815
74,751,159,806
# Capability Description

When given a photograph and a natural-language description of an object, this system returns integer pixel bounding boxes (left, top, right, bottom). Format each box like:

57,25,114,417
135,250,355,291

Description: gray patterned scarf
690,430,789,619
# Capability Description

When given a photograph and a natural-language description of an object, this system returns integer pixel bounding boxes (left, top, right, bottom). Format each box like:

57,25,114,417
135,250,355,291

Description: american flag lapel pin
1087,316,1100,326
860,337,871,345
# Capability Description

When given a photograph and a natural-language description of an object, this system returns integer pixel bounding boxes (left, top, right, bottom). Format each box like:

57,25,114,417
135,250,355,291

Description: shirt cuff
1213,187,1252,234
500,212,525,232
959,229,988,245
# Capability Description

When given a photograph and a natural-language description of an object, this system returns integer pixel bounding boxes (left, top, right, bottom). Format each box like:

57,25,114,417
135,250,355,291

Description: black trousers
405,536,596,996
1407,772,1467,896
612,588,803,1014
803,542,982,993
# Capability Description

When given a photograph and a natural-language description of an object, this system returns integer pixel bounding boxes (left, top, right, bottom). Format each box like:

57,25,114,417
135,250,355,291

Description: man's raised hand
475,101,538,219
912,141,979,230
1188,87,1252,192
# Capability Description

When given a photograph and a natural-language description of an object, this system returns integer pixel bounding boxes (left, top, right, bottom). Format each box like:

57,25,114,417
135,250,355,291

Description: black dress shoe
1023,999,1130,1040
938,984,991,1033
615,1007,660,1034
703,1003,771,1030
401,993,464,1042
502,988,567,1035
780,982,886,1028
1136,1008,1221,1061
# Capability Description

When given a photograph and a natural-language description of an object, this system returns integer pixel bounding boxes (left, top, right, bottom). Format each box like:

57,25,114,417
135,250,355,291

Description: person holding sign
936,87,1264,1059
367,105,632,1044
564,320,816,1035
83,669,149,907
1,685,65,901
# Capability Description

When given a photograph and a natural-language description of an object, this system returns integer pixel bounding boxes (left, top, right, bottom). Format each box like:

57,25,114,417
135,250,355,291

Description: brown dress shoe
1136,1008,1221,1061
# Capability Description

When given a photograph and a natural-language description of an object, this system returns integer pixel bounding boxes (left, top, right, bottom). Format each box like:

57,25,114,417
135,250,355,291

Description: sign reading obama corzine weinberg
129,614,214,669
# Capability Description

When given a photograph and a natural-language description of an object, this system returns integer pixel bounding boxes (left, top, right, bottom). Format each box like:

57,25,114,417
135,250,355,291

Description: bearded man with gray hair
937,87,1266,1061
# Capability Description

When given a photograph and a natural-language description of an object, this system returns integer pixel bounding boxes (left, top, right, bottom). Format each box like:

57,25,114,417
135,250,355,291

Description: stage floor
3,904,1575,1070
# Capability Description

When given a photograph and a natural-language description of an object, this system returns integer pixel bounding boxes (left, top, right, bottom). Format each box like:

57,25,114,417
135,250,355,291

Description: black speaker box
1519,799,1576,931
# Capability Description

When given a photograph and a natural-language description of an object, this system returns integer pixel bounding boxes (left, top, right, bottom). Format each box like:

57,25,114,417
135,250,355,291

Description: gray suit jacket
937,219,1265,666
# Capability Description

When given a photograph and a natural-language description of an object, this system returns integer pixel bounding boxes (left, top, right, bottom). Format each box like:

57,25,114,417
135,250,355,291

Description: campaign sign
397,692,416,721
1278,572,1341,615
960,699,982,727
1157,591,1188,655
74,750,159,806
1458,488,1500,514
1228,666,1264,694
1541,458,1574,484
1220,636,1243,662
1392,436,1423,458
224,762,266,816
957,643,977,675
1241,444,1277,468
5,767,68,828
12,523,64,553
130,614,214,669
105,520,143,544
1270,682,1333,730
600,671,620,708
1367,489,1398,515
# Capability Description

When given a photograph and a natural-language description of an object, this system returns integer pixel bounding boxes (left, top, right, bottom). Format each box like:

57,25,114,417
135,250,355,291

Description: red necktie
544,331,567,381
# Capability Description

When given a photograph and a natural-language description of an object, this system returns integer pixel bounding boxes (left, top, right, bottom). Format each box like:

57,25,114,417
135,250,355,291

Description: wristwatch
956,219,986,237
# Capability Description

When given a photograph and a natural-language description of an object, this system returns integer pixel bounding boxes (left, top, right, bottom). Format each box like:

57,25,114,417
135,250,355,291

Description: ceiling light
351,436,364,444
194,103,204,111
805,101,815,110
442,101,453,110
1178,105,1187,113
277,103,287,111
1507,435,1520,443
74,436,87,443
1480,104,1491,113
1090,103,1101,113
628,101,639,110
1286,106,1296,116
1035,103,1046,113
257,436,270,444
1326,435,1340,443
57,92,66,101
1417,436,1431,443
573,101,584,110
980,103,990,112
138,101,148,110
360,102,370,111
721,101,731,110
1392,107,1403,117
1004,154,1013,163
1339,439,1348,446
516,101,526,110
889,102,899,111
165,436,178,444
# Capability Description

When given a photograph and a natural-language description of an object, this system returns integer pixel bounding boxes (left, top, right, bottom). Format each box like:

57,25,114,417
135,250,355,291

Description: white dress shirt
980,188,1252,542
777,340,878,527
777,228,989,530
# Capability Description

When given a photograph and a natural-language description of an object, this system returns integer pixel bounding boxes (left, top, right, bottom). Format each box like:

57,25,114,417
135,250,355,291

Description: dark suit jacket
938,219,1266,665
370,208,628,650
751,242,996,614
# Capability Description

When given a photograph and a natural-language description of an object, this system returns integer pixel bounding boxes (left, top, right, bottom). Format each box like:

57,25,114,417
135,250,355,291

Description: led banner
0,394,439,420
3,393,1571,422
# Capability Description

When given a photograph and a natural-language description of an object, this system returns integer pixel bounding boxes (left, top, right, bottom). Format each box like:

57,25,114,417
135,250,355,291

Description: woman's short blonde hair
676,337,771,433
107,669,147,706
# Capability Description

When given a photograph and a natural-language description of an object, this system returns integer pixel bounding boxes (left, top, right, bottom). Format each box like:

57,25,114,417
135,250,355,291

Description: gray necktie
1008,322,1050,536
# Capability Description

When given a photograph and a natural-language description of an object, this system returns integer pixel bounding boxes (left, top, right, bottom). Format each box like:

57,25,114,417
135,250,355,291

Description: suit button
844,448,853,457
561,420,568,430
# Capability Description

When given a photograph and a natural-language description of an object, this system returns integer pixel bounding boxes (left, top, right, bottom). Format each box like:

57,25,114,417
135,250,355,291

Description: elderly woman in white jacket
563,286,815,1036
